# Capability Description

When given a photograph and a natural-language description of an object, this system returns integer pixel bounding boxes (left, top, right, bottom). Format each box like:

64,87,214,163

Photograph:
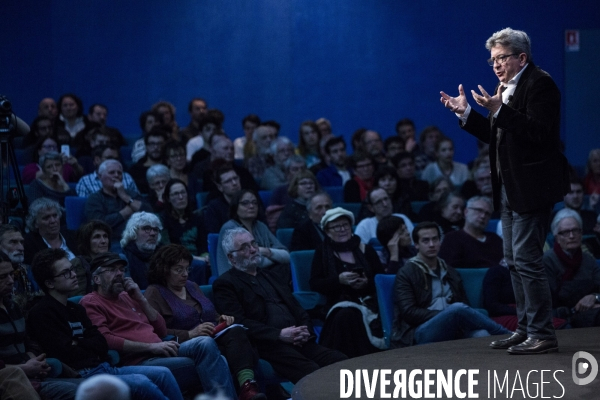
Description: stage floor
293,327,600,399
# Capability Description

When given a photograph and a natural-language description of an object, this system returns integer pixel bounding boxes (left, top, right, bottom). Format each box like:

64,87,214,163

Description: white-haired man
120,212,162,290
85,160,152,244
213,227,347,384
245,126,276,180
261,137,295,190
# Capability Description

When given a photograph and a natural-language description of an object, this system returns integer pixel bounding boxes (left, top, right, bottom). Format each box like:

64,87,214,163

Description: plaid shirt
76,171,140,197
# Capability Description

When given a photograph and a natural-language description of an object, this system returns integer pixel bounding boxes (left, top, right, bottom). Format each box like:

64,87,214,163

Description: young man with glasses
440,27,568,354
213,227,347,384
128,127,170,194
354,187,414,245
80,252,237,398
28,248,184,400
439,196,504,269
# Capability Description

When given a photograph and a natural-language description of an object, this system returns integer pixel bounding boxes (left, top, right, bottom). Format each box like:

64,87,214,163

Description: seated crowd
1,94,599,399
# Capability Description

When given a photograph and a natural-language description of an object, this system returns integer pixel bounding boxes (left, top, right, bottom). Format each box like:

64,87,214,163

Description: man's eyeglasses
140,226,160,234
95,266,128,275
52,266,76,279
327,222,351,232
229,241,259,254
372,197,391,207
556,228,582,237
487,54,518,66
171,266,190,275
467,206,492,218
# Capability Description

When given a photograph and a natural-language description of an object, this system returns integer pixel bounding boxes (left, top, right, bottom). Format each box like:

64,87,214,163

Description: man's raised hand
440,84,468,115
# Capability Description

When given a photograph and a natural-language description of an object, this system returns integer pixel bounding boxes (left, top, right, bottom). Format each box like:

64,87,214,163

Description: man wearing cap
213,227,347,384
28,248,184,400
80,252,237,398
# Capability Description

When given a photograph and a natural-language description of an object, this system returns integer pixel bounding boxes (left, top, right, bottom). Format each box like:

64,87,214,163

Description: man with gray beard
0,225,43,310
120,212,161,290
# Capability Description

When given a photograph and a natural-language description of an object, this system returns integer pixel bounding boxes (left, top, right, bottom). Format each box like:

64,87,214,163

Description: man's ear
227,253,235,267
216,183,223,193
44,279,55,291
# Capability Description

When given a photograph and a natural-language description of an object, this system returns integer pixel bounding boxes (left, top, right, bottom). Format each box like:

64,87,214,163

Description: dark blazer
213,267,314,344
461,62,569,213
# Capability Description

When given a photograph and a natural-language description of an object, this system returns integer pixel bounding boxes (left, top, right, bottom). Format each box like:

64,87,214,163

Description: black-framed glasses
229,241,259,254
327,222,351,232
52,266,76,279
140,226,160,234
94,266,128,275
487,53,518,66
467,206,492,218
556,228,582,237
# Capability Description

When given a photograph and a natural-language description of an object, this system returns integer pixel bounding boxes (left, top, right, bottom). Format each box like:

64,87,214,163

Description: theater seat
207,233,219,283
65,196,87,231
275,228,293,250
455,268,488,315
374,274,395,349
323,186,344,203
289,250,326,311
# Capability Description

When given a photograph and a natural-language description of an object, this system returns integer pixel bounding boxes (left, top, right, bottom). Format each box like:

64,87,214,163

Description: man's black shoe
489,332,526,349
507,338,559,355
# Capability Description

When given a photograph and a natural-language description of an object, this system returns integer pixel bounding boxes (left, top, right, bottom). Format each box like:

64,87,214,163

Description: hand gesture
339,271,360,286
387,231,401,261
471,85,503,114
123,277,143,301
280,326,311,346
440,84,468,115
189,322,216,338
574,294,597,312
149,341,179,357
113,181,128,198
349,276,368,290
21,353,51,378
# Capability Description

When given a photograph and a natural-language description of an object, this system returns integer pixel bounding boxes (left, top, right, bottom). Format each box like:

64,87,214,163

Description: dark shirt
438,229,504,269
290,219,325,252
255,272,297,329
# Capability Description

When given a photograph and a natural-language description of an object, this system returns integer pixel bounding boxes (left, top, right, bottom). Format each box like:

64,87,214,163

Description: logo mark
572,351,598,385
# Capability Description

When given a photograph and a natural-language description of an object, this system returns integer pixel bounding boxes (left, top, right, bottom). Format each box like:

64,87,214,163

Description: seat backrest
486,219,500,233
455,268,488,309
207,233,220,279
200,284,213,302
323,186,344,203
374,274,396,349
65,196,87,231
276,228,294,250
332,202,361,221
259,190,272,208
196,192,209,208
410,201,428,214
289,250,315,292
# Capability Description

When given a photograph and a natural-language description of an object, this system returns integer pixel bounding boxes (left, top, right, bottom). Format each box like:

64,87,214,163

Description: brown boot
239,379,267,400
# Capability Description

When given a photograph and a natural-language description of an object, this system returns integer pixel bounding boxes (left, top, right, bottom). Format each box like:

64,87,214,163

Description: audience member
261,137,295,190
350,128,367,153
383,136,405,161
234,114,260,160
269,155,307,207
21,116,54,149
86,104,126,148
391,152,429,203
179,98,208,144
310,208,385,357
376,215,416,274
395,118,417,153
146,164,171,213
413,126,442,177
354,187,414,245
56,93,96,150
131,110,160,163
217,190,289,276
76,145,140,197
70,220,112,297
297,121,322,168
391,222,510,348
144,244,267,400
24,198,76,265
128,127,169,194
544,209,600,328
151,101,179,142
120,212,162,290
191,133,231,188
0,224,42,310
315,117,332,138
420,137,470,187
432,191,465,234
416,176,454,222
75,374,130,400
438,196,503,269
583,148,600,195
0,252,79,399
343,153,375,203
84,160,152,243
28,248,184,400
80,252,237,398
372,165,415,219
361,130,386,166
460,167,493,202
22,136,82,184
277,170,320,230
290,192,332,252
204,165,242,235
163,141,190,186
556,177,598,234
187,115,220,165
213,227,347,383
199,144,258,196
0,363,41,400
37,97,58,121
316,136,351,187
26,152,76,207
245,126,275,180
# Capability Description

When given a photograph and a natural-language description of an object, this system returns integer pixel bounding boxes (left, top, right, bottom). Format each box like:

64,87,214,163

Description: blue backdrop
2,0,599,164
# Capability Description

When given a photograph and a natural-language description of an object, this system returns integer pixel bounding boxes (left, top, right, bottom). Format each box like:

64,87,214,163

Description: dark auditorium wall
2,1,598,164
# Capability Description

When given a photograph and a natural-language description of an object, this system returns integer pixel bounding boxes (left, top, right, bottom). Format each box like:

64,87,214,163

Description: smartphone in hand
61,144,70,157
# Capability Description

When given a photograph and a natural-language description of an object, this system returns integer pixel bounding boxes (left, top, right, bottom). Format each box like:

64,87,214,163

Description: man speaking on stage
440,27,569,355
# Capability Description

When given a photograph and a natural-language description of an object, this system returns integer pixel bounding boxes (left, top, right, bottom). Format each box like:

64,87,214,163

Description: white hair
550,208,582,236
485,27,532,62
98,159,122,176
222,227,250,257
269,136,293,155
75,374,130,400
146,164,170,182
26,198,63,232
120,211,163,248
